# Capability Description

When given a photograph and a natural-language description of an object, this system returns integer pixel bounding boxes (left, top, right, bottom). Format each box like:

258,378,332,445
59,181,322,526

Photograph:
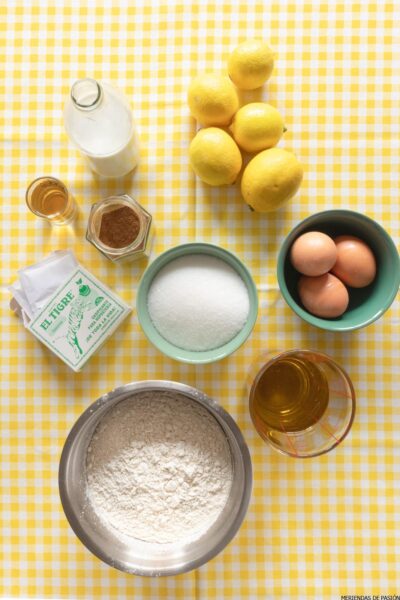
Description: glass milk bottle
64,78,139,178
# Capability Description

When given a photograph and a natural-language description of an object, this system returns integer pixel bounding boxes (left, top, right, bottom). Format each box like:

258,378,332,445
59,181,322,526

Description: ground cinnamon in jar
99,206,141,248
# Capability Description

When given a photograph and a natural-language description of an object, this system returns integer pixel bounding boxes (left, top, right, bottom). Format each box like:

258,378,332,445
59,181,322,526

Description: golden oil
26,177,76,224
251,355,329,433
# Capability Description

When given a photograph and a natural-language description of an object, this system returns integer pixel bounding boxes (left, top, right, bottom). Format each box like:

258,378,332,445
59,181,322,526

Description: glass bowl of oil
249,349,356,458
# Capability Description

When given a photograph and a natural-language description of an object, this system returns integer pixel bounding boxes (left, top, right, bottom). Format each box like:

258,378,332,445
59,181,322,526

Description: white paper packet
27,265,131,371
10,253,131,370
9,279,33,320
9,297,31,326
18,250,78,316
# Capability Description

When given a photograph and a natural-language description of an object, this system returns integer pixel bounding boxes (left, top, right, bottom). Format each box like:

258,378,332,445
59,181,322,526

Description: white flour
86,391,233,544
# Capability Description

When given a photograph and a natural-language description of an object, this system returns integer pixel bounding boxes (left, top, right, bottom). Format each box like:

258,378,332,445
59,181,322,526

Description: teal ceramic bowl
137,243,259,363
277,210,400,332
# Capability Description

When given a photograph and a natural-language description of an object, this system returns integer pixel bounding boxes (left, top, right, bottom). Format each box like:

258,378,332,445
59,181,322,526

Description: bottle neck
71,78,102,111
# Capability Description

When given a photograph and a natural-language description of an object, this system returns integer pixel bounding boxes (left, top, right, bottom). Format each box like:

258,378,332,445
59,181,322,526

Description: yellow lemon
241,148,303,212
187,73,239,127
189,128,242,186
228,40,274,90
231,102,285,153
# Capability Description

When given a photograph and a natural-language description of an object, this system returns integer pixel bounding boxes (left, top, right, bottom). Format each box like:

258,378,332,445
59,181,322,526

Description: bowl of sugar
136,243,258,363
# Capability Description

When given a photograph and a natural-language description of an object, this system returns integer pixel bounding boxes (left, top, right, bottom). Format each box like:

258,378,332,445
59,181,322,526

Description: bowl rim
136,242,259,363
58,380,253,577
277,209,400,332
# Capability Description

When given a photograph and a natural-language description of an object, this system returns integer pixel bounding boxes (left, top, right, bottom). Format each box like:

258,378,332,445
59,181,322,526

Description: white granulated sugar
86,392,233,544
147,254,250,351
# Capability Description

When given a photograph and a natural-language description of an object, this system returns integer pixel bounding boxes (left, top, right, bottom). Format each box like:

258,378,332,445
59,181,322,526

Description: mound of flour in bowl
147,254,250,351
86,391,233,544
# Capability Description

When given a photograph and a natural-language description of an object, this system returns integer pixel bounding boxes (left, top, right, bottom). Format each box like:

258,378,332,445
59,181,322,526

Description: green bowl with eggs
136,242,259,363
277,210,400,332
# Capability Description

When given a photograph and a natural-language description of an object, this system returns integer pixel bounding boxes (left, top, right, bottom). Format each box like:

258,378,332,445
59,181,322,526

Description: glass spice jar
86,194,153,262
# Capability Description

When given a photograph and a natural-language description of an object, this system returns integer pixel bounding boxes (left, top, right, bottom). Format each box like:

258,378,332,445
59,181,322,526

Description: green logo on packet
29,266,131,371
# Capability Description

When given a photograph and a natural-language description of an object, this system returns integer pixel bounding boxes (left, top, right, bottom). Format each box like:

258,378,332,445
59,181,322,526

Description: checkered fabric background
1,1,399,598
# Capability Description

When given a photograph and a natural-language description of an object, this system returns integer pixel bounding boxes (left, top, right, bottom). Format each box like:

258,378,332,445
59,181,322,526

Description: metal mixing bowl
59,381,252,577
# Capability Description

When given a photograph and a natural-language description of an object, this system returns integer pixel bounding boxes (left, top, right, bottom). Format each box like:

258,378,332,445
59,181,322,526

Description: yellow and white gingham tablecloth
1,2,399,598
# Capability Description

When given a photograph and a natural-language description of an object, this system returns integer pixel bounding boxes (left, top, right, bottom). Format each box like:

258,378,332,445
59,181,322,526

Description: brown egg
331,235,376,288
290,231,337,276
298,273,349,318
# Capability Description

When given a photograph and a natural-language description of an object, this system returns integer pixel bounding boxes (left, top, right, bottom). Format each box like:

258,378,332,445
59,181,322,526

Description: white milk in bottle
64,78,139,178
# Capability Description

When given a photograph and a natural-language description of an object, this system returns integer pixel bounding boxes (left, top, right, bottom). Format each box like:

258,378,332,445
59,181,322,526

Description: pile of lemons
187,40,304,212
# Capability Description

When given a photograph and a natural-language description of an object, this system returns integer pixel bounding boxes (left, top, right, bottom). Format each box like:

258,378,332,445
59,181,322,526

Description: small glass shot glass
86,194,153,263
26,176,77,225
